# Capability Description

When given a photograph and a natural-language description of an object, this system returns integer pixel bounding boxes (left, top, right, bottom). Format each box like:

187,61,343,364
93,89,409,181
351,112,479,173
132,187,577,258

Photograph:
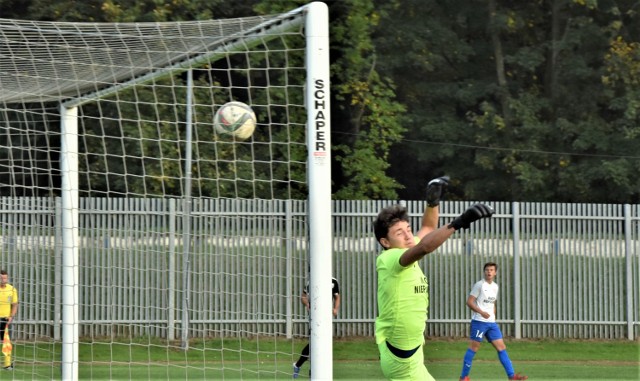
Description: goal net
0,2,332,380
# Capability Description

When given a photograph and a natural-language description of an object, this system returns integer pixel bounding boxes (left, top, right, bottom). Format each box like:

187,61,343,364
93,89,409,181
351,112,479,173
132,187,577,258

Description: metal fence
0,197,638,341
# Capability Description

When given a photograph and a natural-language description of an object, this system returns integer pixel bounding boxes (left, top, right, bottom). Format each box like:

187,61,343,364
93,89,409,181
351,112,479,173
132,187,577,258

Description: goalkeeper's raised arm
374,176,494,268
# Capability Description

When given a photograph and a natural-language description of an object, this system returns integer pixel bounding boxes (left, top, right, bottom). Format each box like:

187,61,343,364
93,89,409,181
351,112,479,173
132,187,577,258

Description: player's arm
7,302,17,325
332,293,341,317
415,206,438,239
415,176,449,240
8,289,18,324
403,176,453,266
300,291,309,310
466,295,480,313
401,225,456,266
466,295,490,319
400,203,495,267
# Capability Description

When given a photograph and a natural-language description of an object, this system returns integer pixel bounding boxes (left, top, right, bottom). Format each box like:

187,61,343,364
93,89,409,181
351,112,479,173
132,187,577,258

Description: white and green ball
213,101,257,140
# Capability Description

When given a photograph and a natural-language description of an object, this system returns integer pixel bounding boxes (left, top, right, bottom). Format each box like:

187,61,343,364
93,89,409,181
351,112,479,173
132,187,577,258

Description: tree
4,0,639,202
3,0,406,200
379,0,640,203
258,0,406,199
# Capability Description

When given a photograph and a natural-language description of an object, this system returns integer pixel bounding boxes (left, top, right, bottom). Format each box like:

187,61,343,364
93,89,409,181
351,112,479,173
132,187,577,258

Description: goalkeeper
0,270,18,371
373,177,494,380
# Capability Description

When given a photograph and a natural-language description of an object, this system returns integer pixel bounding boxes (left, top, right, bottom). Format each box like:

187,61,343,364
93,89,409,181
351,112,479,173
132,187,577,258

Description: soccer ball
213,101,257,140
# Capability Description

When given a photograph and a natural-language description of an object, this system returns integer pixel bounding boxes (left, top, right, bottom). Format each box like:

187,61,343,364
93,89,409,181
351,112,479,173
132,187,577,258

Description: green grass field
5,337,639,380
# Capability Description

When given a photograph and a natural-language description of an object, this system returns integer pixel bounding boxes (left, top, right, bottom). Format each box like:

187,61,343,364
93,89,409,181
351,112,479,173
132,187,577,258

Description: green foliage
12,0,257,22
79,65,308,199
330,0,407,199
378,0,640,203
258,0,406,199
3,0,640,202
602,37,640,138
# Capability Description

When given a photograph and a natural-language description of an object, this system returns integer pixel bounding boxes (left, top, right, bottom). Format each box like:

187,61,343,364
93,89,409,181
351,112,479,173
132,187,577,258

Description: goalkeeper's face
380,220,415,250
0,274,7,287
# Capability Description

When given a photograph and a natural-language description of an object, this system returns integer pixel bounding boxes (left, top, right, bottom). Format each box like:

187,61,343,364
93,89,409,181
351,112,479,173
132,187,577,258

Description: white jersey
469,280,498,322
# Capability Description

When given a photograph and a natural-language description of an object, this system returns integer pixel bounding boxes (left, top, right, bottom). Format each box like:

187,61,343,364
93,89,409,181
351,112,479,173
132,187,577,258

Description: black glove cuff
448,218,463,230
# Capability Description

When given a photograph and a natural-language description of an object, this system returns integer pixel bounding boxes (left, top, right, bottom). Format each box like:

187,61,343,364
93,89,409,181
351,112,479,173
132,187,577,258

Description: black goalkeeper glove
426,176,450,207
448,204,494,230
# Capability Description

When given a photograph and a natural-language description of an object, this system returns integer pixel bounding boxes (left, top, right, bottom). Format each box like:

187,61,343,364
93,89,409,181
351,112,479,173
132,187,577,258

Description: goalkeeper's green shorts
377,341,435,381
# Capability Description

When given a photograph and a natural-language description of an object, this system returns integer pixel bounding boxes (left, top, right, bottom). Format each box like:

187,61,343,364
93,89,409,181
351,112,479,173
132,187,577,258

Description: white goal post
0,2,332,380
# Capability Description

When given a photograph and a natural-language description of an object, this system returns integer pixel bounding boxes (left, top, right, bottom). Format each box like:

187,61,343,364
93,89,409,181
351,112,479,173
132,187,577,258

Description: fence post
624,204,634,340
168,198,176,341
512,202,522,339
285,200,293,339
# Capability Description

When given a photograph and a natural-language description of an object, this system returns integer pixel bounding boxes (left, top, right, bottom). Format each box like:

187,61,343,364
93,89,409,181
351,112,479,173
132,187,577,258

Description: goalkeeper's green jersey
375,237,429,350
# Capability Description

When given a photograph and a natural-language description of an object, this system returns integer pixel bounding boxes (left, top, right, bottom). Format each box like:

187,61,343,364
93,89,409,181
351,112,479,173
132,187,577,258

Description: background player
0,270,18,370
459,262,527,381
293,276,340,378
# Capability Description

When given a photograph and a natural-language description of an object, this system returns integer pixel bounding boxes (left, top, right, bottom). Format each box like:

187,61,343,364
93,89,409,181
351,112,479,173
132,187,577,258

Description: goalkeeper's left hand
448,203,494,230
426,176,450,207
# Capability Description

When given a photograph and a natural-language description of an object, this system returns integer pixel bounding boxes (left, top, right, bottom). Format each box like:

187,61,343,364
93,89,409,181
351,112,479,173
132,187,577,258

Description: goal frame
54,2,332,380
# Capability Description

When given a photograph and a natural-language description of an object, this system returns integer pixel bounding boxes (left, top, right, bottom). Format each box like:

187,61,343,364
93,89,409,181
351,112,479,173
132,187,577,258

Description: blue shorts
469,320,503,343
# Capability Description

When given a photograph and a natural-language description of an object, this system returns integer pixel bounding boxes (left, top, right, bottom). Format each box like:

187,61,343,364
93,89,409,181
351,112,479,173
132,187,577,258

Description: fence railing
0,197,638,340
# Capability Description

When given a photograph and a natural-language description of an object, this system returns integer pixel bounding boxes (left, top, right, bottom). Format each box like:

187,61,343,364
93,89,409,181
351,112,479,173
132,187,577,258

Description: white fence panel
0,198,637,340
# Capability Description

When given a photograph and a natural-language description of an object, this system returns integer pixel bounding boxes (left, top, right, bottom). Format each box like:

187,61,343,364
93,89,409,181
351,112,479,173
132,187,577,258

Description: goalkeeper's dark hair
373,204,410,243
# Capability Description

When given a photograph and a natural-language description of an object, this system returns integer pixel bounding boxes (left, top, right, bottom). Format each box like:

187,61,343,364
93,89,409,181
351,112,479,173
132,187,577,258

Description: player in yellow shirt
373,177,494,380
0,270,18,371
